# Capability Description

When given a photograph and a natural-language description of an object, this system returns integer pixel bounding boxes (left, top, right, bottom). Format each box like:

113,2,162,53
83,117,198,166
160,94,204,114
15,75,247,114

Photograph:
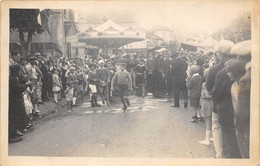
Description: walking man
111,63,132,112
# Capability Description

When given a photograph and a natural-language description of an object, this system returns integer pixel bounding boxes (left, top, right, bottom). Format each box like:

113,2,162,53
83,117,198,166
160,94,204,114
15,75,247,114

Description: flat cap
28,56,37,61
230,40,251,56
20,56,28,61
34,52,41,57
214,40,235,55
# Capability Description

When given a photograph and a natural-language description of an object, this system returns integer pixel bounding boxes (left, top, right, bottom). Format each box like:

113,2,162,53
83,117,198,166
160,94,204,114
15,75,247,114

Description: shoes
35,110,40,113
16,130,24,136
107,102,111,106
190,117,198,123
199,140,210,146
33,112,40,117
171,104,179,107
95,103,101,107
199,117,205,123
9,137,23,143
43,98,49,102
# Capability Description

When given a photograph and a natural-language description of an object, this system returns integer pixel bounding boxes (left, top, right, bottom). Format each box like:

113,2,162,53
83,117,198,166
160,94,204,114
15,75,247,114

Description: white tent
198,37,218,49
155,47,167,52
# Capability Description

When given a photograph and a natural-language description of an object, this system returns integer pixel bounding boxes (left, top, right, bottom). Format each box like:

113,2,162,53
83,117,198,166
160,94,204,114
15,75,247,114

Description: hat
70,67,76,70
98,59,105,64
245,61,251,71
190,65,200,75
29,56,37,61
230,40,251,56
214,40,235,55
20,56,28,61
34,52,41,57
88,64,95,68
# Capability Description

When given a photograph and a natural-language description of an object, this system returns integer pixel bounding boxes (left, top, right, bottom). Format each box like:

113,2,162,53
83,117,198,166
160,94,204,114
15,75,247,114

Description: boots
199,130,211,146
91,95,95,107
94,95,101,107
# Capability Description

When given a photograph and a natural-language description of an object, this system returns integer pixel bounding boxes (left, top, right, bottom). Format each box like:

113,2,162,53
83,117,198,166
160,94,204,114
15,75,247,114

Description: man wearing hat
146,52,155,93
210,40,241,158
96,59,110,106
9,51,20,66
111,63,132,112
228,40,251,158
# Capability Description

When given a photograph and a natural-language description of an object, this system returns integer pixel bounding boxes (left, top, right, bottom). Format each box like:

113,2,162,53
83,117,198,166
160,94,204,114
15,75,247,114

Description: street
9,95,215,158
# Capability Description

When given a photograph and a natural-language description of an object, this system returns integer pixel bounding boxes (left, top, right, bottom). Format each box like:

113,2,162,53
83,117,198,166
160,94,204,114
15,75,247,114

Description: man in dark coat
9,65,31,143
146,52,155,92
171,52,188,107
210,40,241,158
38,54,50,102
152,52,164,98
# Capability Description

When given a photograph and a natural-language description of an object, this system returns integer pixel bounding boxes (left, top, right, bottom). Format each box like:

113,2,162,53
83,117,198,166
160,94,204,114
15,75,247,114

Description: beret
230,40,251,56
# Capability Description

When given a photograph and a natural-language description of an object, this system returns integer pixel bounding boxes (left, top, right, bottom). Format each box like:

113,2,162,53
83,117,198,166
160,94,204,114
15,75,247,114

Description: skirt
52,86,61,92
190,97,200,107
201,99,213,117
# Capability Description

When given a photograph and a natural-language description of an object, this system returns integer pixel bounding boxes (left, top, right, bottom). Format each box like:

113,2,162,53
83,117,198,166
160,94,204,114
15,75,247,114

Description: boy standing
186,65,204,123
111,63,132,112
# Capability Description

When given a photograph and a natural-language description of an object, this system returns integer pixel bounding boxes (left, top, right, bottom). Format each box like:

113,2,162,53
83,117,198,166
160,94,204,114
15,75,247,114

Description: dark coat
206,62,224,92
211,68,235,126
9,76,28,132
171,57,188,84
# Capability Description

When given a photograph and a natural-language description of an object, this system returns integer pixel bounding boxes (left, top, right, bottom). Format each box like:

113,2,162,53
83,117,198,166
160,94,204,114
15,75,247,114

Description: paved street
9,95,215,158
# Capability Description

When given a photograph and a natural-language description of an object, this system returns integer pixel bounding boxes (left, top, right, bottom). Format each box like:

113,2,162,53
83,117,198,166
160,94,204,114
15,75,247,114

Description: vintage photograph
1,0,259,165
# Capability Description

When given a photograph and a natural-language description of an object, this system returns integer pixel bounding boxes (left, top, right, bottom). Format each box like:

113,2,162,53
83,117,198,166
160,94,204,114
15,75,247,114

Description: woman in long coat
9,65,31,143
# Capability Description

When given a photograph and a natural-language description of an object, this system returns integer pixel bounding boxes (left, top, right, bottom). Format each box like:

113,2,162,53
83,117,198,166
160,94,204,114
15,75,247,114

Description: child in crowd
23,87,34,128
199,68,213,145
65,81,74,112
186,65,204,123
52,69,61,103
88,64,100,107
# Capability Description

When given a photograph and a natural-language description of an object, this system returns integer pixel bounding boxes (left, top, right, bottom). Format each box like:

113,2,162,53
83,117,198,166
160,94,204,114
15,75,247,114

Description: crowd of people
9,39,251,159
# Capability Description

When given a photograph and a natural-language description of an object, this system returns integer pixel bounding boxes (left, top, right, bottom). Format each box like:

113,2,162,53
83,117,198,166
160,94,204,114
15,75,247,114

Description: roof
95,20,126,32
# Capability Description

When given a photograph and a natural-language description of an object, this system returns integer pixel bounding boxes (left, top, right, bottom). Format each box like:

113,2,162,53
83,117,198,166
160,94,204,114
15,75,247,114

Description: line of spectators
9,39,251,160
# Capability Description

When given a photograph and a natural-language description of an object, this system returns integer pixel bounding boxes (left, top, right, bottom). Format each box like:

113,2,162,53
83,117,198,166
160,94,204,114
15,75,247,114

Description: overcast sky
75,1,251,35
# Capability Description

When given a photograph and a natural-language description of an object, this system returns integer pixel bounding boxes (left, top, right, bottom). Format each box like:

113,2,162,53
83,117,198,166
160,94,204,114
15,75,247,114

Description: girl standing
52,69,61,103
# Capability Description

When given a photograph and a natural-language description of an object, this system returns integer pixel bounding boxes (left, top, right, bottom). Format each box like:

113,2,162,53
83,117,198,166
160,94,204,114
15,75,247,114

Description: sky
75,1,251,35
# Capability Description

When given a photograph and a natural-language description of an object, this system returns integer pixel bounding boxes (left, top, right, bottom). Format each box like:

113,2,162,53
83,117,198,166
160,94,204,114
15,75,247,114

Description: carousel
78,20,145,55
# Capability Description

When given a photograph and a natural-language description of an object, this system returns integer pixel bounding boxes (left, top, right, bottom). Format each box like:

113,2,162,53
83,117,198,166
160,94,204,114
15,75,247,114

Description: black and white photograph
1,0,259,166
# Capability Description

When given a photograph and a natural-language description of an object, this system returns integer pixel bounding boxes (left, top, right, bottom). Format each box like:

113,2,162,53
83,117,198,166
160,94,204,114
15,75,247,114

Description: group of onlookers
8,39,251,159
183,40,251,159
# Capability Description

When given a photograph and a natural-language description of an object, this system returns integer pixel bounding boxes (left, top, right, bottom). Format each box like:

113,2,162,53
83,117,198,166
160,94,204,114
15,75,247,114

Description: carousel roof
78,19,144,48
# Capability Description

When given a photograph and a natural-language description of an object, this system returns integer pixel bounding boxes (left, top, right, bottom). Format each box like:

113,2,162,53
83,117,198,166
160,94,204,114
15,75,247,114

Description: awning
181,42,197,52
78,36,144,48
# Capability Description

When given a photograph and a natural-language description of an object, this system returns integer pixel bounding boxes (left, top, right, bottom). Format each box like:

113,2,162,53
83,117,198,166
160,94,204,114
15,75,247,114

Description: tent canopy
198,37,218,49
78,36,144,48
